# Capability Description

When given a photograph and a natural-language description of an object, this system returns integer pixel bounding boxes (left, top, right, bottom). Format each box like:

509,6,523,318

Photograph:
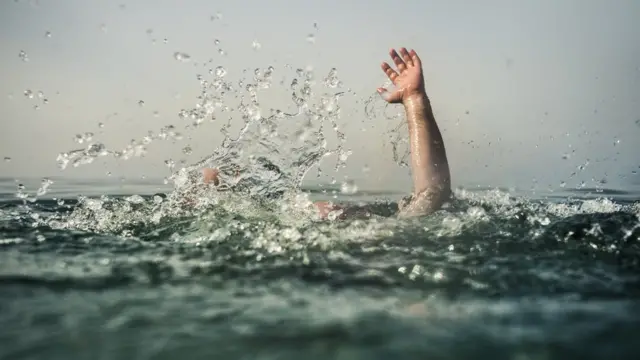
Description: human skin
378,48,451,217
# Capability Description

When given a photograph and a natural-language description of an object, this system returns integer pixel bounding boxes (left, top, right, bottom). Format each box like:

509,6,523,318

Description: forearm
402,94,451,213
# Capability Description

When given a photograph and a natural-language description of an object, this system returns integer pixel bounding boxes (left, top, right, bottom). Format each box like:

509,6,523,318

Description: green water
1,178,639,359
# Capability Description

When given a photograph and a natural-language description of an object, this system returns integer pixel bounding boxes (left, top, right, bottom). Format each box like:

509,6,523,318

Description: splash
44,51,358,234
36,42,640,262
55,57,348,189
363,79,410,169
165,62,350,198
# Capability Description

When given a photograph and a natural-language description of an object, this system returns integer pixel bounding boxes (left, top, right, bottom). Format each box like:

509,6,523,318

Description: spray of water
35,48,371,237
11,36,637,258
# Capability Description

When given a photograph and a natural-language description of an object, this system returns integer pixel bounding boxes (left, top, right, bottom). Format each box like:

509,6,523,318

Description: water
1,177,639,359
3,40,640,360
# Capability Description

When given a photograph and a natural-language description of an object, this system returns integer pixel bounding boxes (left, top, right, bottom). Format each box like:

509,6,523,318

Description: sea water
1,32,640,360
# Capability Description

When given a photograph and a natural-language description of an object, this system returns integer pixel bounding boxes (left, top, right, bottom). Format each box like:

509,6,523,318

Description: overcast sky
1,0,639,193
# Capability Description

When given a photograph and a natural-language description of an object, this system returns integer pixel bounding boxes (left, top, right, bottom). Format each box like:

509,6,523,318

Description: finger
399,47,413,67
381,62,398,83
410,49,422,68
390,49,406,72
377,87,402,104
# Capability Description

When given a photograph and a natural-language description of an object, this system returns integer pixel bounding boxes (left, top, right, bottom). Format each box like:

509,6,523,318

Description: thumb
377,87,401,103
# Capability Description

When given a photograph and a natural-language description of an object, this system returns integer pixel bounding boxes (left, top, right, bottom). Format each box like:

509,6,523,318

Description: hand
378,48,426,104
202,168,220,186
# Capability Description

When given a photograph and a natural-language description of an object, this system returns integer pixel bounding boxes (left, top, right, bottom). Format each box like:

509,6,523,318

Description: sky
1,0,639,194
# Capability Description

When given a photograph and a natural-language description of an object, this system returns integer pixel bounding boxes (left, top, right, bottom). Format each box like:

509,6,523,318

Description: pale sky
1,0,639,193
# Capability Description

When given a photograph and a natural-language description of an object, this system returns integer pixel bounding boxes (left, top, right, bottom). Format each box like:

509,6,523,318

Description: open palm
378,48,425,104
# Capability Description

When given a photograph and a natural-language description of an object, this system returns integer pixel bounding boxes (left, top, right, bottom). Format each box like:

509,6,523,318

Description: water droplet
561,153,571,160
153,111,159,117
313,22,318,29
18,50,29,62
173,52,191,62
214,39,220,46
218,48,226,56
74,132,94,144
182,146,192,155
560,181,566,188
164,159,175,169
339,149,351,162
138,100,145,107
36,178,54,197
241,103,261,121
3,157,11,162
24,89,33,98
340,180,358,195
98,122,104,128
613,138,620,146
44,31,52,38
215,66,227,77
252,40,261,50
306,33,316,43
37,90,44,99
323,68,341,88
163,38,168,44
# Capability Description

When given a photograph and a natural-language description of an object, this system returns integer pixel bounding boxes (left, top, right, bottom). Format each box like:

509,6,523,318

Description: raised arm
378,48,451,217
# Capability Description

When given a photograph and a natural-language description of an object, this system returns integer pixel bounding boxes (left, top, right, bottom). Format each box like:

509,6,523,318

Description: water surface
1,178,639,360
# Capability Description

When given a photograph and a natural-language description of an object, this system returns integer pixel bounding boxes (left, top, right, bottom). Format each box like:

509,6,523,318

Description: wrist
403,91,433,128
403,91,429,107
403,91,430,117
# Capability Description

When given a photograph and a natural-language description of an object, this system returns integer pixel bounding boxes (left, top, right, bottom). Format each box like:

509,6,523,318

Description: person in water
202,48,451,219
